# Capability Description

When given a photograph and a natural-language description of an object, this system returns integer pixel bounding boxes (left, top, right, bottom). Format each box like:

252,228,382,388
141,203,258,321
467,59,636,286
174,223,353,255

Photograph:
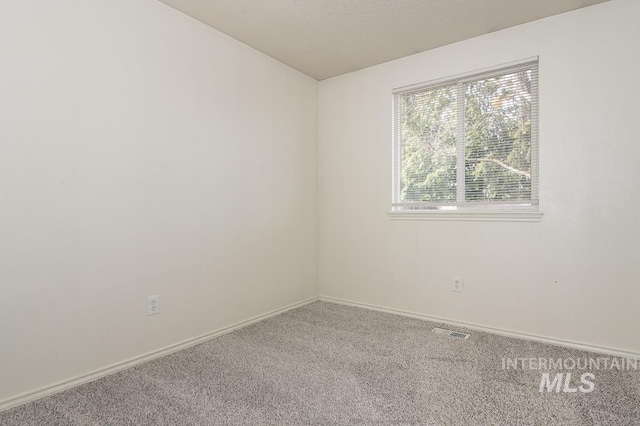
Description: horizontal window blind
392,58,538,211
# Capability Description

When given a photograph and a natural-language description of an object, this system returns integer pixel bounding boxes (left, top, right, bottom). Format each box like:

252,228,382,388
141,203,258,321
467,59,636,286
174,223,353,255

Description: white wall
319,0,640,355
0,0,317,402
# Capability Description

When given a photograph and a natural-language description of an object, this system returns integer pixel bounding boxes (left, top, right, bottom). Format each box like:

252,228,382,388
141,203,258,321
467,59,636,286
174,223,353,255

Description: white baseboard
0,296,319,413
320,296,640,360
5,294,636,413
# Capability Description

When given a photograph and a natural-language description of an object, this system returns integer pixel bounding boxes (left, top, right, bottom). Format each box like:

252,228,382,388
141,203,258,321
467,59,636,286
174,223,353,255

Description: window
391,58,539,219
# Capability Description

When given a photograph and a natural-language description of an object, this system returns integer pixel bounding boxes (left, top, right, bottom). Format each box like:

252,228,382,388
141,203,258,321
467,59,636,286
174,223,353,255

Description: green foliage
399,71,533,205
400,85,457,203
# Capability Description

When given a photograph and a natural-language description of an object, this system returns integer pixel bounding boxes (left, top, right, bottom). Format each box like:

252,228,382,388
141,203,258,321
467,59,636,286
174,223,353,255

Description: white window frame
389,57,543,222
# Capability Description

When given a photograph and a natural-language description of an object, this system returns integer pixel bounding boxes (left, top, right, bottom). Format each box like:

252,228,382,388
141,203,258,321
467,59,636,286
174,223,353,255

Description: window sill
387,209,544,222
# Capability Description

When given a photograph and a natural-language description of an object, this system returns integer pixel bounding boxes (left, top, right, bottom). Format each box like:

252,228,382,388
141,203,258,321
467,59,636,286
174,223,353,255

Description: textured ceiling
158,0,610,80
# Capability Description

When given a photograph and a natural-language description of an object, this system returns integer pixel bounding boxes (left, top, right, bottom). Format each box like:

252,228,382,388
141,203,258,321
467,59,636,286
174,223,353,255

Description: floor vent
432,327,470,340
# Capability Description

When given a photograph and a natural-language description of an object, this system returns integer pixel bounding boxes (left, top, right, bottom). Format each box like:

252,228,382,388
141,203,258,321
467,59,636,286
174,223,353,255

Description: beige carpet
1,301,639,425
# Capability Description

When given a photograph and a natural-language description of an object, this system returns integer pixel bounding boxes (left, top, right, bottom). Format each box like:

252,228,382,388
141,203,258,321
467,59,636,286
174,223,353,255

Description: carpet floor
1,301,639,425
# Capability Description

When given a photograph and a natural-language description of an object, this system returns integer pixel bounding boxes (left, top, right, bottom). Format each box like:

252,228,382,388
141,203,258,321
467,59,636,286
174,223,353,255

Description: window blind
392,58,539,210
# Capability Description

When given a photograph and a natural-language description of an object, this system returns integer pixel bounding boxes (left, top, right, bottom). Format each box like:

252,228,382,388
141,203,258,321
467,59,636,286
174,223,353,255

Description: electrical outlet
147,295,160,316
452,276,464,292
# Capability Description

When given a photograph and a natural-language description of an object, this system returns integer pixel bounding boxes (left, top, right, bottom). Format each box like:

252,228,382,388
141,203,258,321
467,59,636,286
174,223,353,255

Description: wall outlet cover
147,295,160,316
452,276,464,292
